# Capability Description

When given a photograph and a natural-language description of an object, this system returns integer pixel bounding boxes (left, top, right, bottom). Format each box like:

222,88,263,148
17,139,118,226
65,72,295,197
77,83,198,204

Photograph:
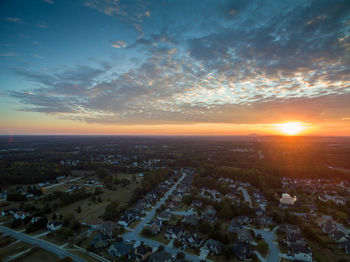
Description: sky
0,0,349,136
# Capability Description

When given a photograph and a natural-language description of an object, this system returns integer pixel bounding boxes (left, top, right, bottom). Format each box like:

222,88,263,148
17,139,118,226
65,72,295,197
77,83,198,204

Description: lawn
0,241,33,260
301,222,349,262
17,248,60,262
70,249,102,262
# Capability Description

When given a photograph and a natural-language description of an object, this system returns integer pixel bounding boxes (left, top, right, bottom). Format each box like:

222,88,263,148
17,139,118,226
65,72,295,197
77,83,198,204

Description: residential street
0,225,86,262
239,187,253,208
248,226,280,262
44,176,82,190
123,172,210,262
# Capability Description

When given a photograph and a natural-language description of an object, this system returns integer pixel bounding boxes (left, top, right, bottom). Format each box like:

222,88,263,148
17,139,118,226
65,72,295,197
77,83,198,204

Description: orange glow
276,122,305,136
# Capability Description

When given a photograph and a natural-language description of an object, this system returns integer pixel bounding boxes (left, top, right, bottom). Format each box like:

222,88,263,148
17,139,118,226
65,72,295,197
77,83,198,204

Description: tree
103,200,120,220
176,252,185,259
96,168,108,179
198,222,212,235
223,245,232,259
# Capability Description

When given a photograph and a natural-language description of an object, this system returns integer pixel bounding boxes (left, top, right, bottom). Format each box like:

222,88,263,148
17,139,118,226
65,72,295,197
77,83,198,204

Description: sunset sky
0,0,349,135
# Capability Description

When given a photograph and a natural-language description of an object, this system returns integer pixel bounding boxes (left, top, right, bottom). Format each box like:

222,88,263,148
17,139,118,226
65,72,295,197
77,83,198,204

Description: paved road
248,226,279,262
123,172,210,262
170,210,196,216
44,176,82,190
0,226,86,262
239,187,252,208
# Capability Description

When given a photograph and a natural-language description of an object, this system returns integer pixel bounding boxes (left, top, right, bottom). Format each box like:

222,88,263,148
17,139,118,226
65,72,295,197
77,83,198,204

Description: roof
110,241,133,256
148,251,172,262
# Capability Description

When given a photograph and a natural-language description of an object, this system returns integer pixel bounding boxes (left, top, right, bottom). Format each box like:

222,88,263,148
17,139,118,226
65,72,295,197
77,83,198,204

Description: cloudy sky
0,0,349,135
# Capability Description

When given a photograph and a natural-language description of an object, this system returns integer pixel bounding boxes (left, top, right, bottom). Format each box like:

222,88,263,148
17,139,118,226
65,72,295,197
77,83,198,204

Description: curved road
0,225,86,262
248,226,279,262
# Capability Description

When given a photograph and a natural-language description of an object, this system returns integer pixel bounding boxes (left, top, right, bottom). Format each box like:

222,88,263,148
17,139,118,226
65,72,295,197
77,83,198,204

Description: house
339,239,350,254
182,214,198,226
228,219,239,233
165,226,184,240
314,216,329,227
329,230,347,243
91,233,109,249
14,211,30,220
148,251,173,262
47,221,62,231
1,209,10,216
129,243,152,261
235,216,252,225
168,201,179,209
228,224,254,244
157,211,173,222
232,242,252,260
202,205,217,224
191,200,203,208
108,241,134,257
321,221,336,234
202,239,224,255
31,216,43,224
181,233,204,248
259,216,274,227
97,221,116,238
148,219,163,235
290,243,312,262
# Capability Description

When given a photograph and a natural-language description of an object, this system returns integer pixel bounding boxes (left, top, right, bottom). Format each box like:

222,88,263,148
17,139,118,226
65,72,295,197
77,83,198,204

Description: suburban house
235,216,252,225
148,251,173,262
129,243,152,261
339,239,350,254
290,243,313,262
108,241,134,257
329,230,347,243
148,219,163,235
14,211,31,220
97,221,117,238
182,214,199,226
201,239,224,255
91,233,109,249
181,233,205,248
157,211,173,222
165,226,184,240
47,221,62,231
191,200,203,209
232,242,252,260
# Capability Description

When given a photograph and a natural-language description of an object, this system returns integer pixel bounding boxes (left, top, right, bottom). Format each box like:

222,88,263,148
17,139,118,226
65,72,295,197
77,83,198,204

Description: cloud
111,40,127,48
6,0,350,128
84,0,150,33
0,52,18,57
42,0,54,4
36,23,48,28
4,17,23,23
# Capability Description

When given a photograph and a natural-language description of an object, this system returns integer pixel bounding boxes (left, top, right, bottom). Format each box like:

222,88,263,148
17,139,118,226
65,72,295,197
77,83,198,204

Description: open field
50,181,140,225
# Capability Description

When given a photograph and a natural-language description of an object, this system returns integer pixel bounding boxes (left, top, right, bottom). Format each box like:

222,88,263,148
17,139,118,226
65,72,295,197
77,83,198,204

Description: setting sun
277,122,305,135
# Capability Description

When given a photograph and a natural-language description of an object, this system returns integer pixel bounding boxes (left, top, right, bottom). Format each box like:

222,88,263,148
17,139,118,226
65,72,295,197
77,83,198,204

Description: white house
47,221,62,231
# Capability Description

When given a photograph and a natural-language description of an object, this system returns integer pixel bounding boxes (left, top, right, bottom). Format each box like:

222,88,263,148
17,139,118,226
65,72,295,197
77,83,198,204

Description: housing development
0,136,349,262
